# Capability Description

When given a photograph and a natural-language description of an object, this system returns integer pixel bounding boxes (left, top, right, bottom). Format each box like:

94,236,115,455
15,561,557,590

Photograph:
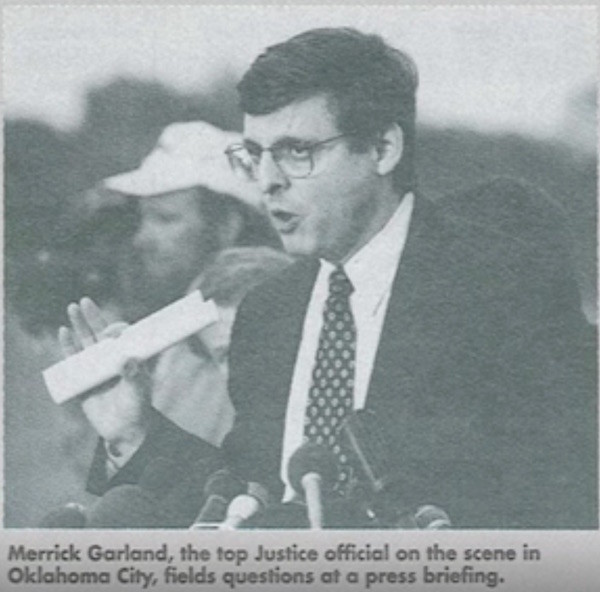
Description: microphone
38,503,87,528
86,485,169,528
141,455,231,527
248,481,271,510
339,409,409,526
339,410,453,529
287,443,339,529
191,469,245,526
219,425,274,529
220,495,259,530
414,505,452,529
219,481,271,530
87,456,195,528
339,409,394,493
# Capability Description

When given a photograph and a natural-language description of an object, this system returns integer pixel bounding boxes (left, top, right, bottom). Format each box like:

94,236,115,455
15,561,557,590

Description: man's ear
374,123,403,176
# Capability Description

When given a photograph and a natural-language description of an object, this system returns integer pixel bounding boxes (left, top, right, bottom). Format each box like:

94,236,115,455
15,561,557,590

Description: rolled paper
43,291,218,404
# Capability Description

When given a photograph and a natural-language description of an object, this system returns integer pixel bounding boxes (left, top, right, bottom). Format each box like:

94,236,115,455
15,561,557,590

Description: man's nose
256,151,289,196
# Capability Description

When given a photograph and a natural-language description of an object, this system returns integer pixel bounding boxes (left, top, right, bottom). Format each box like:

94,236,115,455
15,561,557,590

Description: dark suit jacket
86,408,222,527
225,177,597,528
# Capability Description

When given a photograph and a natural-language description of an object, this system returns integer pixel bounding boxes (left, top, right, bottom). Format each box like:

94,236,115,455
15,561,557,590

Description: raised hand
59,297,152,454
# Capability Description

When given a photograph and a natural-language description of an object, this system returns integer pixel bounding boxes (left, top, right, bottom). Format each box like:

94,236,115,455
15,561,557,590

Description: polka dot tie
304,265,356,491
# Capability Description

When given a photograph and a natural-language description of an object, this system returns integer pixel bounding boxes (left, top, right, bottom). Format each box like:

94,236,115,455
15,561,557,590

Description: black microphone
339,409,410,526
339,410,453,529
86,484,169,528
87,456,194,528
219,426,274,529
247,481,271,510
287,442,339,529
38,503,87,528
191,469,245,526
339,409,395,493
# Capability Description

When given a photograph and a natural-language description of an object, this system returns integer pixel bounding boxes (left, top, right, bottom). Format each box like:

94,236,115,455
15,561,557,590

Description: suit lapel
263,258,320,414
365,197,445,417
263,199,449,420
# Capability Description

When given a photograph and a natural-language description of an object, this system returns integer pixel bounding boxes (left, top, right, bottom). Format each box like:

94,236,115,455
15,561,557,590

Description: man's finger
80,297,109,336
58,326,79,357
67,302,96,348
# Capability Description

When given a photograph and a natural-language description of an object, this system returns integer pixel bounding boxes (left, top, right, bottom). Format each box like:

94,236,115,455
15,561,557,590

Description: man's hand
58,297,152,457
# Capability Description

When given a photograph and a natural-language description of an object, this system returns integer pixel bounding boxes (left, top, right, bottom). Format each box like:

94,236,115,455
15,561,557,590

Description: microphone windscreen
38,503,87,528
193,470,247,523
87,485,169,528
247,481,270,509
287,443,339,495
221,424,284,502
221,426,259,478
221,494,263,529
414,505,452,529
205,469,246,499
339,409,394,492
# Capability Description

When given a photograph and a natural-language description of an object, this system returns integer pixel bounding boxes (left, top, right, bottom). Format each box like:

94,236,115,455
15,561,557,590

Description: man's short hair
238,27,419,195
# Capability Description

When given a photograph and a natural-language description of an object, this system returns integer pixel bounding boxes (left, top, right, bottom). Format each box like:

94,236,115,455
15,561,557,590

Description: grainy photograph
3,4,597,539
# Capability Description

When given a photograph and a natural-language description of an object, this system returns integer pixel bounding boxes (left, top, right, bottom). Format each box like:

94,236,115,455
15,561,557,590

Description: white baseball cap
103,121,261,209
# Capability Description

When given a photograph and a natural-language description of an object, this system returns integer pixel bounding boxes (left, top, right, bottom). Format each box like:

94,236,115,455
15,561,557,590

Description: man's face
133,189,214,294
243,95,390,263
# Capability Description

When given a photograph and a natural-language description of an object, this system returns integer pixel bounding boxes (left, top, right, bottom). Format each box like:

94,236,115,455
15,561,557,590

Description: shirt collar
320,192,414,314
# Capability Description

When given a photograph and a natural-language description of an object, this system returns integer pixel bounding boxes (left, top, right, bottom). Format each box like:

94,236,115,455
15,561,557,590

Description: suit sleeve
222,285,287,501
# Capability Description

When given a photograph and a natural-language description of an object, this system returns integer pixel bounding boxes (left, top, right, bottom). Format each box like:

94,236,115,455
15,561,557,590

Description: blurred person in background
103,120,281,317
150,246,293,445
98,121,283,442
97,121,278,444
60,246,292,528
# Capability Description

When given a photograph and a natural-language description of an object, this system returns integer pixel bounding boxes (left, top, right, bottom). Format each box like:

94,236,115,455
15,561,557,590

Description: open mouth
269,209,300,233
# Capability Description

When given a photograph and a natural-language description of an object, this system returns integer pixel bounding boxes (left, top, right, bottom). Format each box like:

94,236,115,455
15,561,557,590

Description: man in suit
60,27,596,529
221,27,597,528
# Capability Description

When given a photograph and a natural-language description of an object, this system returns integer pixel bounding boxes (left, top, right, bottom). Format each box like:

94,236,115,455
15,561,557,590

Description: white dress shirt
280,193,415,500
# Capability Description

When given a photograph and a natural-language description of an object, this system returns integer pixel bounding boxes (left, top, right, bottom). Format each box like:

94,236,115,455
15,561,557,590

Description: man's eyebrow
242,138,262,152
243,135,316,149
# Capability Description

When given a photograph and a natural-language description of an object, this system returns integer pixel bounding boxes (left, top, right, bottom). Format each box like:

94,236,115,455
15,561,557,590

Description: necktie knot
329,266,353,298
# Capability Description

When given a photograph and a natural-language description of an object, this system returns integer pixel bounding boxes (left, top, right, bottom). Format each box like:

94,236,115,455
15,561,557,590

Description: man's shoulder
421,176,573,278
239,256,319,313
401,177,582,322
435,176,569,250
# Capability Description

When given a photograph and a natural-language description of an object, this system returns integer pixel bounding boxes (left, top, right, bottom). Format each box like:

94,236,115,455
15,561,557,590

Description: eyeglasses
225,134,349,180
